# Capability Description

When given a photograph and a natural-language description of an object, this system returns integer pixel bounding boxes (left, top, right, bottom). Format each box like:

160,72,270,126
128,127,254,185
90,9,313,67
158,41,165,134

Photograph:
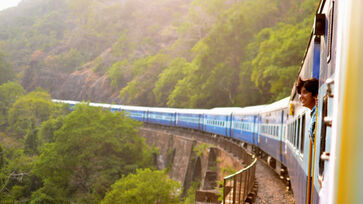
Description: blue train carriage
293,0,338,202
120,105,149,122
286,24,324,204
286,92,312,204
257,98,289,171
203,108,235,137
230,105,265,146
175,108,208,131
286,0,337,201
308,0,337,203
147,107,178,126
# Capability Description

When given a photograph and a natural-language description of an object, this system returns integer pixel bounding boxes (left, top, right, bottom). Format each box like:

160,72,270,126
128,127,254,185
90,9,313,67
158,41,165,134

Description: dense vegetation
0,0,318,108
0,0,320,201
0,81,165,202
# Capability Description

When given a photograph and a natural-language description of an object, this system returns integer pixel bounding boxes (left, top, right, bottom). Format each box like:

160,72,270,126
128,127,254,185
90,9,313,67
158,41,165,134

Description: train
53,0,363,203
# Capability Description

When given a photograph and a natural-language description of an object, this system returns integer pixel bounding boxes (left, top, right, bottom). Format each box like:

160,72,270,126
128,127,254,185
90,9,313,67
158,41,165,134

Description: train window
291,123,294,145
273,126,275,136
294,120,297,147
288,125,290,142
296,120,299,148
290,124,293,142
327,1,335,63
300,115,305,154
274,126,277,136
288,124,291,142
288,123,292,143
292,121,295,146
297,118,301,151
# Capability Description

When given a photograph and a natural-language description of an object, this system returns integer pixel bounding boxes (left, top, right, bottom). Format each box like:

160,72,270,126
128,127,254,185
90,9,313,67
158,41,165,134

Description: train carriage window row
206,119,226,127
177,116,200,123
126,112,144,118
232,121,254,132
287,114,306,155
150,113,174,120
259,124,280,138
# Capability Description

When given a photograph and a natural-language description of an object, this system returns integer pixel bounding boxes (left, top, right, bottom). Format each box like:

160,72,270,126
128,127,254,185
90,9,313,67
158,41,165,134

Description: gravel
254,160,295,204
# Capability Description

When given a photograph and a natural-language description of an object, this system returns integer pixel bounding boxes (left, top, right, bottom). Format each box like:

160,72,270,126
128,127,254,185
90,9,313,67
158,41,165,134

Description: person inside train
296,77,319,142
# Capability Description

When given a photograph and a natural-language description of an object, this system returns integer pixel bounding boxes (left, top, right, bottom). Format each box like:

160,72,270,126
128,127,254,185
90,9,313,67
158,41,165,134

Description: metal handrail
223,156,257,204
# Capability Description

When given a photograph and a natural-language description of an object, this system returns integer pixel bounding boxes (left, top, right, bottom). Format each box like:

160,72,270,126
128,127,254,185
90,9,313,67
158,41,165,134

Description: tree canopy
31,104,155,203
102,169,181,204
0,52,14,85
0,82,25,126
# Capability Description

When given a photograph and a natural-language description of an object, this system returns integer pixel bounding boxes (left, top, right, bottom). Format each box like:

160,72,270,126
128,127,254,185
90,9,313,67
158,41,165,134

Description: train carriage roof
259,97,289,113
119,105,150,112
231,104,266,115
176,108,209,114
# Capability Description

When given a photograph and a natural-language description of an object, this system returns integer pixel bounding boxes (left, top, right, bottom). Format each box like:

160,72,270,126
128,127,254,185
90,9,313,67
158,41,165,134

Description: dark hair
296,77,319,97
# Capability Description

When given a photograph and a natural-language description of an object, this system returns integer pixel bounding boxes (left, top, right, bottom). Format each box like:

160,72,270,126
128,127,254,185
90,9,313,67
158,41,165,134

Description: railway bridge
139,123,259,203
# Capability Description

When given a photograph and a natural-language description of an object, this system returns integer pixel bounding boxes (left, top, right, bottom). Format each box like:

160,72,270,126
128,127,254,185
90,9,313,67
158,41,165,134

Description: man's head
296,77,319,109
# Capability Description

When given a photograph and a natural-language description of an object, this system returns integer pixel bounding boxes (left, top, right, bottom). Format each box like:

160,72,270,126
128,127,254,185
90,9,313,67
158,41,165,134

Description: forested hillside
0,0,320,202
0,0,318,107
0,81,176,202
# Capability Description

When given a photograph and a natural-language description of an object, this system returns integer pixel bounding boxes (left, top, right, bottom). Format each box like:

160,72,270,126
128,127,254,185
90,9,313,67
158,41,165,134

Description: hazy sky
0,0,22,11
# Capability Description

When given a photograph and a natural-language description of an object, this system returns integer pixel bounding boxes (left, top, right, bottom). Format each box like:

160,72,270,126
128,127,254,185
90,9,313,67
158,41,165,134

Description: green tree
0,146,41,203
0,52,14,85
102,169,181,204
7,90,55,138
250,19,312,101
107,60,131,89
37,116,64,143
0,144,4,169
24,123,39,156
167,0,287,108
32,104,155,203
0,82,25,126
153,57,190,106
120,54,169,105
